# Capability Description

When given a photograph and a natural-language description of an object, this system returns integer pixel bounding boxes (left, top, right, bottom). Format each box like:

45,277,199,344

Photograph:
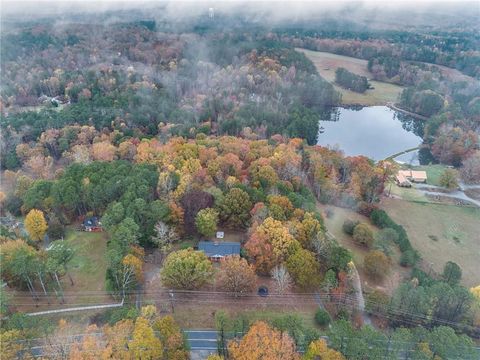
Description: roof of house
83,217,99,226
198,241,241,258
395,173,410,184
398,170,427,180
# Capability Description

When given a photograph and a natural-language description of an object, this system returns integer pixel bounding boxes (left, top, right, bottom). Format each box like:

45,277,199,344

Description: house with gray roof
198,241,241,261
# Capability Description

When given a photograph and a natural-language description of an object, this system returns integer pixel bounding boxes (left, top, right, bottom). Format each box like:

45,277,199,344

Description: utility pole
169,290,175,313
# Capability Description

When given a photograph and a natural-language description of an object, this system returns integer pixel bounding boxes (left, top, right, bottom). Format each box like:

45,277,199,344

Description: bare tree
312,231,331,261
151,221,178,256
271,265,292,294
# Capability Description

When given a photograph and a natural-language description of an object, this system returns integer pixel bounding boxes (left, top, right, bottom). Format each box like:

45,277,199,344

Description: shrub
364,250,390,279
440,168,459,189
315,308,331,326
353,223,374,248
342,219,359,235
443,261,462,285
357,202,378,217
336,308,350,321
365,290,389,315
370,209,392,228
400,249,419,267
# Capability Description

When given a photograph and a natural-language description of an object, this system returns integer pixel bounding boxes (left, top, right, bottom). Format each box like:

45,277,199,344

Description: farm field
381,198,480,287
297,48,404,106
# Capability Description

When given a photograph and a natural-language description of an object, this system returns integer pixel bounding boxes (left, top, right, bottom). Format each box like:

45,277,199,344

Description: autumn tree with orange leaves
228,321,300,360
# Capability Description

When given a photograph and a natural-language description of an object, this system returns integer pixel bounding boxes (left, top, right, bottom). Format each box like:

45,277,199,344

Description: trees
180,190,214,233
439,168,459,189
303,339,345,360
25,209,48,242
217,255,256,296
460,151,480,184
161,248,213,289
195,208,219,238
218,188,252,228
245,217,299,274
153,315,189,360
271,265,293,294
352,223,374,248
129,317,163,360
228,321,300,360
286,249,321,290
335,68,369,93
1,239,40,299
364,250,390,280
442,261,462,285
151,221,178,254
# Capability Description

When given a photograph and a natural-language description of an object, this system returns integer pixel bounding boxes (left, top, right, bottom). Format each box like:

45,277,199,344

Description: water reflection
317,106,423,162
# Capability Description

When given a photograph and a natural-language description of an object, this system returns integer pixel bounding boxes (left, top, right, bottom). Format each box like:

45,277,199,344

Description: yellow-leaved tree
303,339,345,360
25,209,48,242
129,317,163,360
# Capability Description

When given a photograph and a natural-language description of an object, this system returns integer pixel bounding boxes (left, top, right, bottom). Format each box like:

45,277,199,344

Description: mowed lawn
381,198,480,287
297,48,404,106
62,229,110,304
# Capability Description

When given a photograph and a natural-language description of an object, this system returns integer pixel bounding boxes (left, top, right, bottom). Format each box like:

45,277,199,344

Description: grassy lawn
55,229,110,306
388,182,429,202
297,48,404,106
317,204,409,295
172,304,318,329
381,198,480,287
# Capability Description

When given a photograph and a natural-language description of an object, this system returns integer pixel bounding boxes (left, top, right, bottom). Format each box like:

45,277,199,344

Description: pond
317,106,423,163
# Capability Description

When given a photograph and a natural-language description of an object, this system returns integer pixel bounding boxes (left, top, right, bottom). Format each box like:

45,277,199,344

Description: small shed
198,241,241,262
82,217,102,232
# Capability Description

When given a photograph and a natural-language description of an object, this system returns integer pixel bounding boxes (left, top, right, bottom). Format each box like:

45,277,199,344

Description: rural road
185,330,218,350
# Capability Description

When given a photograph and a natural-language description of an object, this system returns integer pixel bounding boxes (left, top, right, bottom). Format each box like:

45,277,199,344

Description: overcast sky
1,0,478,25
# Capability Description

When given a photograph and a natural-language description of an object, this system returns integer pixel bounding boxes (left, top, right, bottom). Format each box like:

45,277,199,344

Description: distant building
396,170,427,187
198,241,240,261
209,7,214,19
82,217,102,232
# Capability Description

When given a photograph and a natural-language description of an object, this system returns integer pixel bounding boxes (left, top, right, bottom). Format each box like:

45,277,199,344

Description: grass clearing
172,303,318,329
381,198,480,287
10,228,110,313
297,48,404,106
64,228,109,297
317,204,409,295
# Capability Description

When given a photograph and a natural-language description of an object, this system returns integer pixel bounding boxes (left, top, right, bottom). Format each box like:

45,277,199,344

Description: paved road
185,330,218,350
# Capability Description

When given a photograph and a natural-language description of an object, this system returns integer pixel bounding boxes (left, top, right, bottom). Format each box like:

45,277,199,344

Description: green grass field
297,48,404,106
381,198,480,287
62,229,109,303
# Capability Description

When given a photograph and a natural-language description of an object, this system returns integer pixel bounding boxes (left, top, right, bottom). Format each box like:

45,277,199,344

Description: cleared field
173,304,318,329
381,198,480,287
63,229,109,299
297,48,404,106
318,204,410,295
10,229,110,312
